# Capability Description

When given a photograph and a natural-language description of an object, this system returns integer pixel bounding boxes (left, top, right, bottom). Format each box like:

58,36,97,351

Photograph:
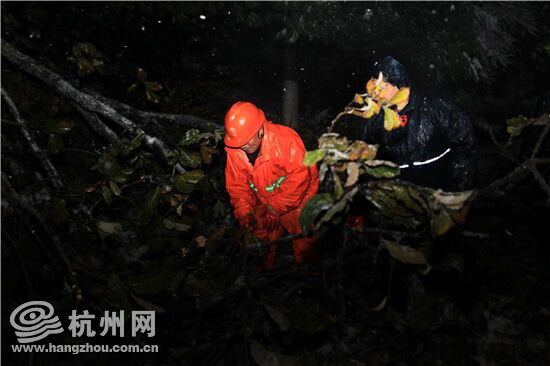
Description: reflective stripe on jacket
225,121,319,223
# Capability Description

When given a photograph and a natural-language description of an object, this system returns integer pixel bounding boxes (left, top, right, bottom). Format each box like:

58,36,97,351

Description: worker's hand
239,213,257,232
264,205,281,232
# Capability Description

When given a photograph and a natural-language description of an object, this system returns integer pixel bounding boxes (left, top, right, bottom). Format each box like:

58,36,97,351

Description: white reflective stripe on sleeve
399,148,451,169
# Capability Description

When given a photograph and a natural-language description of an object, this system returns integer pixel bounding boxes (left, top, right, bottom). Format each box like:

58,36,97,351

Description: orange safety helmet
224,102,266,148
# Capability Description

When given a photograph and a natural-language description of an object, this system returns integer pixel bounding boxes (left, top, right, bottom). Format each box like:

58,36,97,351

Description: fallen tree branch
1,173,81,300
478,158,550,199
92,93,222,132
1,40,172,162
530,113,550,160
1,86,65,190
70,101,118,144
527,163,550,204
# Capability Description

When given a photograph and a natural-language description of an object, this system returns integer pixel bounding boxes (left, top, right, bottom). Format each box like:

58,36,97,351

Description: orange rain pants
225,121,320,269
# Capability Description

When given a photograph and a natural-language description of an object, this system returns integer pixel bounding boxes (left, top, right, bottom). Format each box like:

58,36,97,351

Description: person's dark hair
369,56,411,88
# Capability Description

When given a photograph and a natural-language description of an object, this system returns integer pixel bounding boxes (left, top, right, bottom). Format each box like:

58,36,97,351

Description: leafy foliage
301,133,476,264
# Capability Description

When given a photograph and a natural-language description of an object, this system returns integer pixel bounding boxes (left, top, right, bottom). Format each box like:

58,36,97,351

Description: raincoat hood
369,56,411,89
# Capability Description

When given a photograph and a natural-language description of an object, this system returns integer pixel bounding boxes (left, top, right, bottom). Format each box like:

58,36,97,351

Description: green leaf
128,83,139,93
47,134,64,155
101,185,113,205
299,193,336,235
162,219,191,232
364,165,400,178
506,116,532,137
144,81,162,92
52,119,74,134
127,134,143,152
179,129,201,146
177,149,202,168
140,186,160,225
303,149,326,167
383,238,427,265
174,170,205,193
109,181,121,196
110,173,128,184
145,89,161,104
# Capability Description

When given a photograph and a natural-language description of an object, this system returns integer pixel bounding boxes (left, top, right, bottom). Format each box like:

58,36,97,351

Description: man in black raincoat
345,56,478,191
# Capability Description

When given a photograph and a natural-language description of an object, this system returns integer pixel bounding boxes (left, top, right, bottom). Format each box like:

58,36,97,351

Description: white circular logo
10,301,64,343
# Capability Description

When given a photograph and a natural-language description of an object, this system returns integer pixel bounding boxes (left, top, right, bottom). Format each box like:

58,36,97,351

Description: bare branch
2,173,81,300
1,40,172,162
1,86,65,190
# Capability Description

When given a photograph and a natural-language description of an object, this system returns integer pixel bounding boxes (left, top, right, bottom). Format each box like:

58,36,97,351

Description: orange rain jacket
225,121,320,268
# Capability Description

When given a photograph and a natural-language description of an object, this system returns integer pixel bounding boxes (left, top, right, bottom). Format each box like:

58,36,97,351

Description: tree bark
1,87,65,190
92,93,222,132
0,40,214,163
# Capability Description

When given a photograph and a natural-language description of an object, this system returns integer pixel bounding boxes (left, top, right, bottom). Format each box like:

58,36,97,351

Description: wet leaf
110,173,128,184
431,209,454,236
303,149,326,167
200,145,216,165
345,162,360,187
318,133,349,151
98,156,122,178
364,164,400,178
145,89,160,104
144,81,162,92
127,134,143,152
316,186,359,230
97,221,122,239
389,87,410,106
101,184,113,205
431,190,474,210
174,170,205,194
180,129,201,146
178,149,202,168
109,180,121,196
299,193,336,235
128,83,139,93
383,107,401,131
162,219,191,232
47,134,63,155
383,239,427,265
506,115,532,137
52,119,74,134
354,93,365,105
140,186,160,224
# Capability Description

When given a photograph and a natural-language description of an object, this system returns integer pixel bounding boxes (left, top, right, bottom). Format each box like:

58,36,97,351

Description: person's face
367,78,399,102
240,126,263,154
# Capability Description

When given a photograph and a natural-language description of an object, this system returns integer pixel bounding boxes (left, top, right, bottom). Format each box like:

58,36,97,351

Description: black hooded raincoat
347,57,477,191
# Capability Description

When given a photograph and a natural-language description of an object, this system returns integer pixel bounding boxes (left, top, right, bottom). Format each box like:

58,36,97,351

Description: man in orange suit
224,101,319,269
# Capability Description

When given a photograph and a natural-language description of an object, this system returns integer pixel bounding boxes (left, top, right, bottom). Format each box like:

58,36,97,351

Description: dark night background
1,2,550,366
